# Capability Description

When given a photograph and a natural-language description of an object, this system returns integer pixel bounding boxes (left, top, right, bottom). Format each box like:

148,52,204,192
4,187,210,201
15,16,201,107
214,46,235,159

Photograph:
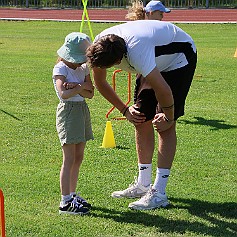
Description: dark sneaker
59,198,89,215
72,193,92,208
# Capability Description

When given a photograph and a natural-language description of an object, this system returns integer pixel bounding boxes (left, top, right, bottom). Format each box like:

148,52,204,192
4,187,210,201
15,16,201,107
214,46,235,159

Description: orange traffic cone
0,189,6,237
101,121,116,148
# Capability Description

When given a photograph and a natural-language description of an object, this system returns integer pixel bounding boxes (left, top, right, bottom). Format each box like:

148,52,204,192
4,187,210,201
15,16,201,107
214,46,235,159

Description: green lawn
0,21,236,237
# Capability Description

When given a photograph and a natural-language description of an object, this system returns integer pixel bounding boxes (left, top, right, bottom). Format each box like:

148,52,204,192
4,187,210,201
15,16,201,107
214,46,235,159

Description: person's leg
60,144,76,197
152,122,176,194
157,122,176,169
111,120,155,198
70,142,86,193
134,77,157,187
135,121,154,164
135,120,154,187
128,124,176,210
69,142,91,208
111,76,157,199
59,143,90,215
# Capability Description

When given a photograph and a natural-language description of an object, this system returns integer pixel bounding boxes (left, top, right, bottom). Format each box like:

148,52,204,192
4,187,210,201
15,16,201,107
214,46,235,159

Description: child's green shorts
56,101,94,146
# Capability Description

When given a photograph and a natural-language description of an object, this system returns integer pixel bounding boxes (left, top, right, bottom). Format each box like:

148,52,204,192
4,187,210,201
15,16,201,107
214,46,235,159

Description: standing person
53,32,94,215
126,0,171,21
86,20,197,210
126,0,171,120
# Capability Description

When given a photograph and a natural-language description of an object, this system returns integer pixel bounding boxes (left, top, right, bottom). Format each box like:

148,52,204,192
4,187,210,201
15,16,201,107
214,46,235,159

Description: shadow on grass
91,197,237,237
180,116,237,131
0,109,22,121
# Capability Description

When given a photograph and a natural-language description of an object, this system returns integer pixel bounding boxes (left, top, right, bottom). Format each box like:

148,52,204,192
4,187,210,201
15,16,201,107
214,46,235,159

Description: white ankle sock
153,168,170,194
61,194,71,204
137,163,152,187
70,192,76,197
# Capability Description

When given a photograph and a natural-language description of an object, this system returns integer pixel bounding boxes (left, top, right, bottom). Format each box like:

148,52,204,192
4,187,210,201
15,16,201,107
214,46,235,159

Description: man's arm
93,67,146,124
92,67,128,113
145,67,174,121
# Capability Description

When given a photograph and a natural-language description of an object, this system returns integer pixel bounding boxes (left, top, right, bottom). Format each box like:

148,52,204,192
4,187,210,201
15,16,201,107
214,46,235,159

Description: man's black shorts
134,52,197,121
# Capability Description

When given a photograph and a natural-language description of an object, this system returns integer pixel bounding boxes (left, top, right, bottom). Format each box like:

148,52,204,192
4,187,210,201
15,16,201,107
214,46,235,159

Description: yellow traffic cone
234,48,237,58
101,121,116,148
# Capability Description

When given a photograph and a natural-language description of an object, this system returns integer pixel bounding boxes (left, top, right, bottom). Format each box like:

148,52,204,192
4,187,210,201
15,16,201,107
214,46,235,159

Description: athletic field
0,19,236,237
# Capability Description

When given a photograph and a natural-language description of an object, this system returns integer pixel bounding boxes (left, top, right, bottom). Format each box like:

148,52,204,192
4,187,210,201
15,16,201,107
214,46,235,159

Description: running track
0,8,237,23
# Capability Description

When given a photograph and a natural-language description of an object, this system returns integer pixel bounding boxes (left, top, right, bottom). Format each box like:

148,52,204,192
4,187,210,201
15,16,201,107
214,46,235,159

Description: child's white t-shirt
94,20,196,77
52,61,90,102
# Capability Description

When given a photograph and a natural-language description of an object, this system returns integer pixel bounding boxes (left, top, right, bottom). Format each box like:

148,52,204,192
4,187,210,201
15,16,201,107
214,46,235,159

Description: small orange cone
0,189,6,237
101,121,116,148
234,48,237,58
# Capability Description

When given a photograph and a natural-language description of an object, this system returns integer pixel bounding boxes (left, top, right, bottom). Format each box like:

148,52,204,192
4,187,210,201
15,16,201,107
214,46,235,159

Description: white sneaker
128,186,169,210
111,177,150,198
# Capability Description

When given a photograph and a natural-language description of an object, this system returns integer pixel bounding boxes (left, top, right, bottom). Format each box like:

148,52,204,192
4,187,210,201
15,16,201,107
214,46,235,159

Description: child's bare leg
60,144,76,196
70,142,86,193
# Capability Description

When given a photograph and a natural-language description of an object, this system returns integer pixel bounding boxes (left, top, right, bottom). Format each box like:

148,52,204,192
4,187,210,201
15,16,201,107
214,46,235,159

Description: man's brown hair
86,34,126,68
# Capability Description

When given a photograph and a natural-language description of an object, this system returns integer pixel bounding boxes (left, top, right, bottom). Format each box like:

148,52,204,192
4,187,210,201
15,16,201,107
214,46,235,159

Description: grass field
0,21,237,237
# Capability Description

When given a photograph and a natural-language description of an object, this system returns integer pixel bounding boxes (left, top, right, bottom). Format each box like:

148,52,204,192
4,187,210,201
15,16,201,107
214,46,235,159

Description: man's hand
124,105,146,126
152,113,174,132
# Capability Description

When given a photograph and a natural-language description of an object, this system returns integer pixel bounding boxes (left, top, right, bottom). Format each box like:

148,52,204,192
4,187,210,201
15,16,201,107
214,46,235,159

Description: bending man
86,20,197,210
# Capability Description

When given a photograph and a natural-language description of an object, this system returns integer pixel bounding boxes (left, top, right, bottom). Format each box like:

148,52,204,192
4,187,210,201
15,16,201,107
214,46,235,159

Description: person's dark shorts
134,51,197,121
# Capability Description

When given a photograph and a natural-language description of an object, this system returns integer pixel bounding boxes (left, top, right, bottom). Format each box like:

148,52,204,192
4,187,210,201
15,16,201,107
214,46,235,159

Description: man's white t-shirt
94,20,196,77
52,61,90,102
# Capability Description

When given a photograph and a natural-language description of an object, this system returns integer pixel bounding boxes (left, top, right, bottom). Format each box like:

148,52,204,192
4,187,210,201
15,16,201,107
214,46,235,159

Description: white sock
152,168,170,195
61,194,71,204
70,192,76,197
137,163,152,187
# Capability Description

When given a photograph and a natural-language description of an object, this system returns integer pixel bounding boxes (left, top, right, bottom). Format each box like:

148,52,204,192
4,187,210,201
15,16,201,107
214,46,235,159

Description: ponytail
125,0,145,21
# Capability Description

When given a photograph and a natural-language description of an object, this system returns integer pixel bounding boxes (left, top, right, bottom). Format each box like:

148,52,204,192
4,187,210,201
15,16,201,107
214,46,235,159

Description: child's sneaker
72,193,92,208
59,198,89,215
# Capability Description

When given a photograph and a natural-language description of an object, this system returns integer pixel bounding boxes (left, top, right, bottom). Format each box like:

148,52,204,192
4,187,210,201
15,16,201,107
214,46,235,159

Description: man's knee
158,122,176,136
135,120,153,131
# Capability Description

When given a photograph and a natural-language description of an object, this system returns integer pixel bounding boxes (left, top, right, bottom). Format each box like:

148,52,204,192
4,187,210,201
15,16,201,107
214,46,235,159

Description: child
126,0,171,21
53,32,94,215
